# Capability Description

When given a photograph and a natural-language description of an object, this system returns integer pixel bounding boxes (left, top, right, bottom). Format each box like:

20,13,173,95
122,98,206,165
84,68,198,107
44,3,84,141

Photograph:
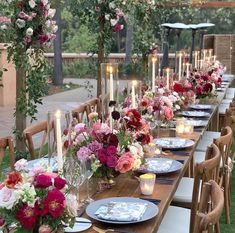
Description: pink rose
115,152,134,173
164,107,174,121
74,123,86,134
39,225,52,233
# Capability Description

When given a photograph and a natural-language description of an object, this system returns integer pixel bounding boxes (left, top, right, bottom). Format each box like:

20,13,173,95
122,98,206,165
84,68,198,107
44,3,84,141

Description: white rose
42,0,48,5
26,27,33,36
0,187,20,209
0,25,7,30
105,14,110,20
52,25,58,33
15,18,26,28
48,8,56,18
29,0,36,8
110,19,118,26
109,2,115,9
65,194,79,217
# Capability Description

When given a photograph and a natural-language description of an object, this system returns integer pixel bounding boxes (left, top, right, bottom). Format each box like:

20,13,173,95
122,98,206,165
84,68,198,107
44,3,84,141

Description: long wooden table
80,78,234,233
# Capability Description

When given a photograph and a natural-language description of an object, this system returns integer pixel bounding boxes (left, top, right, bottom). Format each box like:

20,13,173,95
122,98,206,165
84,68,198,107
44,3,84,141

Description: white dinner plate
64,217,92,232
184,119,208,127
139,158,183,174
189,104,212,110
153,137,195,149
86,197,159,224
180,111,210,118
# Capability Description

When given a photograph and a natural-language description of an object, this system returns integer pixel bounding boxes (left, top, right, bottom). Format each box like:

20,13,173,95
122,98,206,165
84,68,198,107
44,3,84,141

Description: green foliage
63,59,97,78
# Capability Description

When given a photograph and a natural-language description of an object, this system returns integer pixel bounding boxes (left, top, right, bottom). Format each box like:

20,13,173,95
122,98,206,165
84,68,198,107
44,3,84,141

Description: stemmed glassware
83,157,95,204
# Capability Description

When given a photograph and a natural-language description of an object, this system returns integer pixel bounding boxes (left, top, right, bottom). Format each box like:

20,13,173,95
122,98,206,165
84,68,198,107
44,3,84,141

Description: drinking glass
83,158,95,203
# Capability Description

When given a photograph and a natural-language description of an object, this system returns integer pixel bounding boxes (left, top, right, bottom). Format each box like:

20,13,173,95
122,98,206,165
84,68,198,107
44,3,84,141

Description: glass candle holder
184,124,194,134
139,173,156,195
155,144,162,156
176,118,185,134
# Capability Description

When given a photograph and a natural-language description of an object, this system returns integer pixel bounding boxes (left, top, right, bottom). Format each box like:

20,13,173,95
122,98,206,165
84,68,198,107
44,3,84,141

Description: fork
93,226,115,233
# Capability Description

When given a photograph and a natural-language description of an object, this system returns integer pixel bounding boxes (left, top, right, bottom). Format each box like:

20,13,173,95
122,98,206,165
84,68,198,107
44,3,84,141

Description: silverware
93,226,136,233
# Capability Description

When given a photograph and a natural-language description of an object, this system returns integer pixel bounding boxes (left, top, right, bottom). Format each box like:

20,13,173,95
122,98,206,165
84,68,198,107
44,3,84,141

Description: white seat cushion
196,139,213,152
173,177,194,203
202,131,220,141
194,151,206,164
157,206,190,233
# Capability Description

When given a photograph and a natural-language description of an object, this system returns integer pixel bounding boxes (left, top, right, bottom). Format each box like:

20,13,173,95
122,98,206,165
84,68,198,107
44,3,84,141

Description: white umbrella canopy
161,22,215,30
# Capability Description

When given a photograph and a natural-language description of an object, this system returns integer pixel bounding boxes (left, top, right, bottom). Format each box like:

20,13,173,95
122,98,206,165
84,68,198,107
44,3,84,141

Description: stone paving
0,78,129,137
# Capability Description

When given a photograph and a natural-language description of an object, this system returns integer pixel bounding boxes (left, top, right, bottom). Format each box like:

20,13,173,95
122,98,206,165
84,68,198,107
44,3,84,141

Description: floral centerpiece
62,109,148,180
0,160,76,233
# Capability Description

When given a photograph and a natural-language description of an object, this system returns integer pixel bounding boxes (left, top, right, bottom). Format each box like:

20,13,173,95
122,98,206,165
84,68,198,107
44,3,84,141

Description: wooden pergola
162,1,235,8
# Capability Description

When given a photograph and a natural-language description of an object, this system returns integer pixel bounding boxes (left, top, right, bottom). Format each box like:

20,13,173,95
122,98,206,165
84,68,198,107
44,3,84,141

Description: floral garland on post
2,0,57,149
69,0,127,97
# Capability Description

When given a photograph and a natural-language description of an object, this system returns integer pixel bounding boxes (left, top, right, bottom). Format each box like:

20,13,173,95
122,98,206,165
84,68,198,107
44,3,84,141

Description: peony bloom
41,189,65,218
39,225,53,233
74,123,86,134
103,133,119,147
16,204,39,229
48,8,56,18
54,177,66,190
88,140,102,153
77,147,92,161
163,107,174,121
5,171,22,189
35,174,52,188
106,155,118,168
97,149,107,165
115,152,134,173
14,159,28,172
0,187,20,209
106,145,117,156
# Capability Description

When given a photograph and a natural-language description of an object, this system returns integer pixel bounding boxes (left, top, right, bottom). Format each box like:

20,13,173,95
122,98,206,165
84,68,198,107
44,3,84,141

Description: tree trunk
142,54,148,80
15,69,26,152
53,5,63,86
97,20,105,98
125,23,133,64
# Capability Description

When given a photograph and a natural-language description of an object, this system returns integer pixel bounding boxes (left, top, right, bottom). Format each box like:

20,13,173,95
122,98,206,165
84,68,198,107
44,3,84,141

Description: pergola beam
160,1,235,8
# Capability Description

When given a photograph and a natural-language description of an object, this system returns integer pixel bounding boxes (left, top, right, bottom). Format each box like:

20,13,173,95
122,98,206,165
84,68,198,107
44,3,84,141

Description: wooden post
97,20,105,98
15,68,26,152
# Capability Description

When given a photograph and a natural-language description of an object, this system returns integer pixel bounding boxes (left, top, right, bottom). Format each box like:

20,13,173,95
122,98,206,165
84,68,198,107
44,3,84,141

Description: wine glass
83,157,95,203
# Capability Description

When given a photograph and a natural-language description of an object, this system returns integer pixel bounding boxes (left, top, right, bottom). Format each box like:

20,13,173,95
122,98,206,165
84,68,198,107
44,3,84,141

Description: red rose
5,171,22,189
0,216,5,227
63,129,69,136
35,174,52,188
18,1,24,8
113,23,122,32
41,189,65,218
106,145,117,156
196,85,203,95
106,155,118,168
54,177,66,190
137,134,151,145
173,82,185,93
64,140,69,149
16,204,39,229
98,149,107,164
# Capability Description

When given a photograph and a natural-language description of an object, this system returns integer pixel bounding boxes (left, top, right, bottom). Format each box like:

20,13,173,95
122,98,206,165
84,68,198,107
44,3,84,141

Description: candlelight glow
55,110,61,118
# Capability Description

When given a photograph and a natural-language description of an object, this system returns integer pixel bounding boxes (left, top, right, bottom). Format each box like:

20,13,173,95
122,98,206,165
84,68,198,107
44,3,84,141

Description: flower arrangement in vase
0,160,76,233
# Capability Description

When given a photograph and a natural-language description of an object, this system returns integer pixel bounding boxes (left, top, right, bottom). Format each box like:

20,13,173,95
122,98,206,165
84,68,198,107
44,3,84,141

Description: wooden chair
193,180,224,233
0,136,15,170
23,121,52,160
85,98,102,119
158,144,221,233
213,126,233,224
72,104,89,123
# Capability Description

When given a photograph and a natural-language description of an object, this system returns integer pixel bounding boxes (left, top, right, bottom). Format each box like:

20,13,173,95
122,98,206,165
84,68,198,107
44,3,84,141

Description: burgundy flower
54,177,66,190
202,83,213,93
0,216,5,227
106,145,117,156
63,129,69,136
35,174,52,188
106,155,118,168
103,134,119,147
18,1,24,8
112,111,121,120
98,149,107,164
196,85,203,95
16,204,39,229
137,134,151,145
41,189,65,218
63,140,69,149
125,109,142,130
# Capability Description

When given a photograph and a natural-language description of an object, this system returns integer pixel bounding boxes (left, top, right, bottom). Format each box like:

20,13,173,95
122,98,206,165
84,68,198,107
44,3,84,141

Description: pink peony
163,107,174,121
74,123,86,134
97,149,107,165
106,155,118,168
115,152,134,173
106,145,117,156
35,174,52,188
113,23,123,32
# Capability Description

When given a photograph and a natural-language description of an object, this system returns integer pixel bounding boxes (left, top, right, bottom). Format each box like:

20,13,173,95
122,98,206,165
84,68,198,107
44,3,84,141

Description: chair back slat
0,137,15,170
190,143,221,233
72,104,89,123
85,98,102,118
193,181,224,233
23,121,51,159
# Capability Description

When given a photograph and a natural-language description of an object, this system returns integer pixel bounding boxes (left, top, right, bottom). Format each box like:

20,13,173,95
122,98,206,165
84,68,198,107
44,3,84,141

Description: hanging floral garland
3,0,57,119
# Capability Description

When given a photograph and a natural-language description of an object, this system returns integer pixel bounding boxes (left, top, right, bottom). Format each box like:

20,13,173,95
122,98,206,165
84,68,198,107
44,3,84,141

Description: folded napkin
95,202,147,222
146,160,173,173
